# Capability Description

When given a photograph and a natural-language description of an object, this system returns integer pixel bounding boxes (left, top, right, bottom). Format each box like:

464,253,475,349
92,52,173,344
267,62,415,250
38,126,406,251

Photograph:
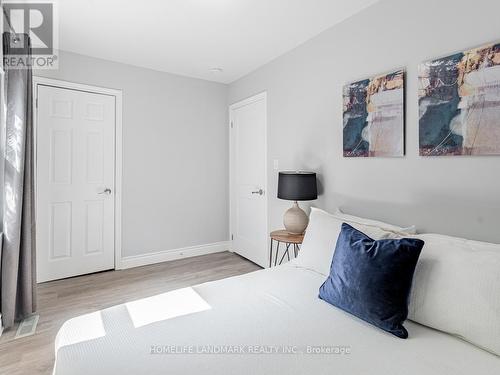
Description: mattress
53,263,500,375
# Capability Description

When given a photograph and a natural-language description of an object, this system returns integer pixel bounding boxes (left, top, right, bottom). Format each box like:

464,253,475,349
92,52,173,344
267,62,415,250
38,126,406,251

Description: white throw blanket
53,264,500,375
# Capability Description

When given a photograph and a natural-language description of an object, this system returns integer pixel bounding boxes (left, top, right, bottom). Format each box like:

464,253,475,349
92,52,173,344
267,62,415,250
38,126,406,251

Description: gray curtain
0,32,36,329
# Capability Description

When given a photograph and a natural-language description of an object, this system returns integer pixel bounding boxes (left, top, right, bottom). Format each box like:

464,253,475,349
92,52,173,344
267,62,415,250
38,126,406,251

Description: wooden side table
269,230,304,267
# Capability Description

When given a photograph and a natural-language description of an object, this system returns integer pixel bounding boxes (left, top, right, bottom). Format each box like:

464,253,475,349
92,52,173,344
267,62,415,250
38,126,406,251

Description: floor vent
15,314,39,339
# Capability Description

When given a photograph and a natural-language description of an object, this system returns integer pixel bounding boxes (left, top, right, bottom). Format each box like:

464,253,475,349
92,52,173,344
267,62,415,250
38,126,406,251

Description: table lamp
277,171,318,234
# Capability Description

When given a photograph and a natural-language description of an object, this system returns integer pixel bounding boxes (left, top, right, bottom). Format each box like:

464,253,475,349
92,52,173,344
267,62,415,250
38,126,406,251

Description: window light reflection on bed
125,287,211,328
55,311,106,349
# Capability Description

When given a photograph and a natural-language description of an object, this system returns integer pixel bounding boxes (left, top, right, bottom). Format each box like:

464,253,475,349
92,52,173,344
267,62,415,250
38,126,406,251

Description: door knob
251,189,264,196
98,188,112,195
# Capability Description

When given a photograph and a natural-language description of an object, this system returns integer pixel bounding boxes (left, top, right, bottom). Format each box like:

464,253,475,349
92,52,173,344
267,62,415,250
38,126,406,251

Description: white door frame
33,76,124,274
228,91,268,266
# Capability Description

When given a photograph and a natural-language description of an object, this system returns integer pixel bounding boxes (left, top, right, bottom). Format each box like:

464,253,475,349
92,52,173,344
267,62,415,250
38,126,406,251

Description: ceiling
58,0,378,83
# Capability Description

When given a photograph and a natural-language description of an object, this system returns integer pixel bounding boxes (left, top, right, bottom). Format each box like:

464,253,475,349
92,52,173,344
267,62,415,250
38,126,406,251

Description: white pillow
294,207,400,276
334,208,417,234
408,233,500,356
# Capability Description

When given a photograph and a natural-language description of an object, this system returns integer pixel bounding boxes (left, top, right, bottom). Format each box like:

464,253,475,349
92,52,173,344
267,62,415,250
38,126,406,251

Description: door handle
251,189,264,196
98,188,112,195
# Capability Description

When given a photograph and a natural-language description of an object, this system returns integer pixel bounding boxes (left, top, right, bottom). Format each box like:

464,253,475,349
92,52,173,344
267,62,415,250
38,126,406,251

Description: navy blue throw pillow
319,223,424,338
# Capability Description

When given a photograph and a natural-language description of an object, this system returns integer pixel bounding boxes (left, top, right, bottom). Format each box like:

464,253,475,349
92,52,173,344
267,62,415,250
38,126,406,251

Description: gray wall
36,51,229,257
228,0,500,243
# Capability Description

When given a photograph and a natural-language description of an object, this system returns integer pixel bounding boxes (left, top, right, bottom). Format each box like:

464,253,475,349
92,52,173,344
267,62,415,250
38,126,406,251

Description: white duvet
53,263,500,375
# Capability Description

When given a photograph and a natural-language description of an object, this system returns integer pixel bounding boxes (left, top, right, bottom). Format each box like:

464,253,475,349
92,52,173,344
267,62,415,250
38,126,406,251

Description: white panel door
230,93,267,267
36,85,115,282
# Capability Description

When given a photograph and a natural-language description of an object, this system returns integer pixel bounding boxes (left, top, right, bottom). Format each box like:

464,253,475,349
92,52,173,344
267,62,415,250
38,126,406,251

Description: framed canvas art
343,69,405,157
419,42,500,156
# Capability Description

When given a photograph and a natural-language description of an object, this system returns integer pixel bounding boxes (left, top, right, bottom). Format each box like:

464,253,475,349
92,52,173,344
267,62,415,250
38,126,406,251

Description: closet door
36,84,116,282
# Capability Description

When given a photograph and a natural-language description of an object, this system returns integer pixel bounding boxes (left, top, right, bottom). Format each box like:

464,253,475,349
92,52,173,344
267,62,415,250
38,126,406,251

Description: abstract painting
343,69,404,157
419,42,500,156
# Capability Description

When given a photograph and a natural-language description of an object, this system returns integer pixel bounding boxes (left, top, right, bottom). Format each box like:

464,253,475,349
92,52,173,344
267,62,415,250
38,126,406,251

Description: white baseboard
118,241,231,270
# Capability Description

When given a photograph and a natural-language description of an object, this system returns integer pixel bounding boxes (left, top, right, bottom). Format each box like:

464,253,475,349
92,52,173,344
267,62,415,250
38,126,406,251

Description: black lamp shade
277,171,317,201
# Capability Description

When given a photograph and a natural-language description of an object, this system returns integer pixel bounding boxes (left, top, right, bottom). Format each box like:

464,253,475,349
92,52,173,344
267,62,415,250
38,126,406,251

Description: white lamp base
283,201,308,234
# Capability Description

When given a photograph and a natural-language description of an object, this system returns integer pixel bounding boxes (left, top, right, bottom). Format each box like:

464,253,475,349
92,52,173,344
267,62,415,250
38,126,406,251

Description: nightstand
269,230,304,267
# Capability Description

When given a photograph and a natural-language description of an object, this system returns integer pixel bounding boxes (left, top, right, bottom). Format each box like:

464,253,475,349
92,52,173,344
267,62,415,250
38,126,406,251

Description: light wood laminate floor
0,251,260,375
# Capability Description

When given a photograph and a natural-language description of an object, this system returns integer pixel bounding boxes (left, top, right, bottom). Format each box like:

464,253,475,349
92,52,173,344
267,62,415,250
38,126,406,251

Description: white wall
228,0,500,243
36,51,229,257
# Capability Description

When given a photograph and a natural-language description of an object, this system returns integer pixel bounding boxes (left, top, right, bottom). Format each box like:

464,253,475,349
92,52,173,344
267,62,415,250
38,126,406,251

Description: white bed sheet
53,263,500,375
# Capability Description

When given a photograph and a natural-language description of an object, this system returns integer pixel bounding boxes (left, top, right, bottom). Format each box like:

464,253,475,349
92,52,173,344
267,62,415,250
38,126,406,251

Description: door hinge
35,97,38,109
231,234,234,241
230,121,233,129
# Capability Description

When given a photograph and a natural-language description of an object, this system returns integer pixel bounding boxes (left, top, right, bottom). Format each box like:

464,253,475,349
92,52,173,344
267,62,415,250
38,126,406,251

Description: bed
53,261,500,375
